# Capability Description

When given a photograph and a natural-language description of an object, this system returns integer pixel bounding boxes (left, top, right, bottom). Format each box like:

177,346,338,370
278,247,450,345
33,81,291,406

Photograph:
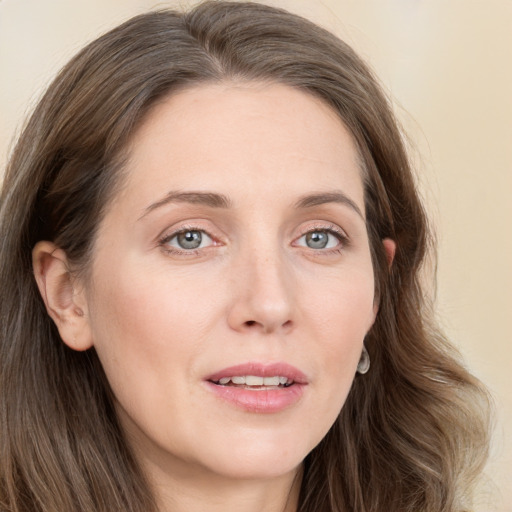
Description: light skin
33,82,395,512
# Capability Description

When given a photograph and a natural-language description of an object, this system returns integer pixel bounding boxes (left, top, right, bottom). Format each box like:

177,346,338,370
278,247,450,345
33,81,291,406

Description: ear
32,241,93,351
371,237,397,319
382,238,396,268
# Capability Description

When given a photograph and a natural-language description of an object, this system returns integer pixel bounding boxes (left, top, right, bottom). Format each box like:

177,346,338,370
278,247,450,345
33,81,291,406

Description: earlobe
32,241,93,351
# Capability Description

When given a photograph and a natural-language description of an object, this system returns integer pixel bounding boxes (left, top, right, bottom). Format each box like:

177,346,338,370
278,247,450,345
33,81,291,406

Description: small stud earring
357,345,370,374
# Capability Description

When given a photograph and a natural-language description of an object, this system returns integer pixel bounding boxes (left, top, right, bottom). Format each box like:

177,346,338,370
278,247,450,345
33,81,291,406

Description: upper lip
206,362,308,385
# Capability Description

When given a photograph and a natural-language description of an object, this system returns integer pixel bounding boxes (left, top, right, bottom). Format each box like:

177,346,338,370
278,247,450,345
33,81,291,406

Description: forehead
121,82,364,211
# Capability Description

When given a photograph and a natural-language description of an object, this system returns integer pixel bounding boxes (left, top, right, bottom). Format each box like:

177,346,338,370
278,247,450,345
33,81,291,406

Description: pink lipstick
204,362,308,413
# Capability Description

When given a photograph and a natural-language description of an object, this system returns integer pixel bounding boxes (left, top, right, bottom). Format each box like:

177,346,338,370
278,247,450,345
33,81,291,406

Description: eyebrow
140,191,232,220
139,189,363,220
294,191,364,219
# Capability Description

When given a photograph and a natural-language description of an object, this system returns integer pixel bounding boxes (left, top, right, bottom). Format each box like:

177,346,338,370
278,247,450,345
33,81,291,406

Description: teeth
263,376,280,386
215,375,292,387
246,375,264,386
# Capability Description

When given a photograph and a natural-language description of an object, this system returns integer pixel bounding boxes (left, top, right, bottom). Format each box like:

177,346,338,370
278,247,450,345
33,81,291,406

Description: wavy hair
0,2,490,511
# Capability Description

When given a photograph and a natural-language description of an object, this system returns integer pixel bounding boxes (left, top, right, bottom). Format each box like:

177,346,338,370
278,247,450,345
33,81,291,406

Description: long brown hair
0,2,490,511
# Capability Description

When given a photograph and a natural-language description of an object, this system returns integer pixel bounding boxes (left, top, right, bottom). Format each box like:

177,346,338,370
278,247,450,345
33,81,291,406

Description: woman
0,2,490,511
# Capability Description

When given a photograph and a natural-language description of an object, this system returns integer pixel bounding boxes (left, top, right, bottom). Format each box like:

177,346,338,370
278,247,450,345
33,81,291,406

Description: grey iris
177,230,202,249
306,231,328,249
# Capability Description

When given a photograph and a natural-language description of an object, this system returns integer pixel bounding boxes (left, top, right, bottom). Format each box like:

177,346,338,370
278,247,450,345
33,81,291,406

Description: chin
189,425,319,481
203,452,303,481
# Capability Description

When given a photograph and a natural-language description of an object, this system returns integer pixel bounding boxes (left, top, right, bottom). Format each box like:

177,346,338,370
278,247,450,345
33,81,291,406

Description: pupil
306,231,328,249
178,230,202,249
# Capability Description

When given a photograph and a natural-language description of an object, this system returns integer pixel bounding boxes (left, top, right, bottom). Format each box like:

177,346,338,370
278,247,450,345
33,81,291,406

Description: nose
226,248,296,335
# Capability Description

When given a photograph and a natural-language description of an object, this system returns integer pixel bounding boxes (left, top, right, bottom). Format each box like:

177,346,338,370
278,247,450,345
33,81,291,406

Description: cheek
85,265,221,448
89,262,217,349
86,266,195,393
298,262,373,366
305,263,376,342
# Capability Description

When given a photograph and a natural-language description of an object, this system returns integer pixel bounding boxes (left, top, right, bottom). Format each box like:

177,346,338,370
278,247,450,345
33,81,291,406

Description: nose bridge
228,231,295,334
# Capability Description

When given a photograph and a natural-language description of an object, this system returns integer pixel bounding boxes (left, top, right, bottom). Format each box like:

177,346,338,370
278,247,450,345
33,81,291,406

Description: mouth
204,362,307,413
206,362,307,388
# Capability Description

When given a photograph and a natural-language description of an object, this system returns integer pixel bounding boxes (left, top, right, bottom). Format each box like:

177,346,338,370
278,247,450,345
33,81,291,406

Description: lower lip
204,382,305,413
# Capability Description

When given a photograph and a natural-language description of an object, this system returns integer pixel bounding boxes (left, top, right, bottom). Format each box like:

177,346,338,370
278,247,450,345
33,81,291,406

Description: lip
204,362,308,413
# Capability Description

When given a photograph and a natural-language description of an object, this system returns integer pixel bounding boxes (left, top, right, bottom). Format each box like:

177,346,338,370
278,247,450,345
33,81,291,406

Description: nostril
245,320,257,327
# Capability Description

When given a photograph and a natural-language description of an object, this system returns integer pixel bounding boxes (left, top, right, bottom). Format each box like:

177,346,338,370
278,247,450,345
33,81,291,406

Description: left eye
165,229,213,250
296,230,341,250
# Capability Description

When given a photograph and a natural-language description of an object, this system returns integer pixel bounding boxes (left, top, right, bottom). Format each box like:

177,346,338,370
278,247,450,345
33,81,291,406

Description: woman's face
82,83,379,482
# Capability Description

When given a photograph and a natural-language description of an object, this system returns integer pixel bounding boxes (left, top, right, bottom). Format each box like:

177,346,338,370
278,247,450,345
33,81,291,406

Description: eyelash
158,224,217,257
158,223,349,256
295,223,349,255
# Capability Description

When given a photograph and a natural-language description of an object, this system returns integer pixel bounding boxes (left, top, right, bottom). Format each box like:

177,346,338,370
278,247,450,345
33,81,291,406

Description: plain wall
1,0,511,510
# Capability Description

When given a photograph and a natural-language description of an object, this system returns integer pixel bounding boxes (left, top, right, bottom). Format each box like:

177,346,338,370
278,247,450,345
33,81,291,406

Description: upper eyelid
165,228,213,243
296,222,349,239
158,222,219,243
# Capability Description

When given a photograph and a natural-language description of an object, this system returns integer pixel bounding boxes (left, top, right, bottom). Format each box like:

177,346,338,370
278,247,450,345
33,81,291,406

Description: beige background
1,0,510,510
